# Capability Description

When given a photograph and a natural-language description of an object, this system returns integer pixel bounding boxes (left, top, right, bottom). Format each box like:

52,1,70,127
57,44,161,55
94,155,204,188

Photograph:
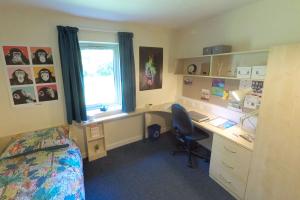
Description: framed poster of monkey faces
3,46,30,65
33,66,56,84
11,86,37,105
2,45,59,106
37,84,58,102
30,47,53,65
7,67,34,86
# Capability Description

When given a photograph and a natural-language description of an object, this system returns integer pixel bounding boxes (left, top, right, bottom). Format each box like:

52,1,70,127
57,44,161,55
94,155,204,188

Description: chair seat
197,131,213,150
183,127,209,142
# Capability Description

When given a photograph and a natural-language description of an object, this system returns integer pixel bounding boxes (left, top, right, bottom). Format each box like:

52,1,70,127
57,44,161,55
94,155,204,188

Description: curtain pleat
118,32,136,112
57,26,87,124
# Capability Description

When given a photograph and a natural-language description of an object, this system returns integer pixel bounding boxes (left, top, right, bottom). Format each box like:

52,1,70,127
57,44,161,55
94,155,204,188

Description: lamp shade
230,88,252,102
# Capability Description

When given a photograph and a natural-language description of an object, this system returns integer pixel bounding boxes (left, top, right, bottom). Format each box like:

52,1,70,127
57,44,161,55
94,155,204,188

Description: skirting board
107,135,143,150
107,126,171,151
80,126,171,159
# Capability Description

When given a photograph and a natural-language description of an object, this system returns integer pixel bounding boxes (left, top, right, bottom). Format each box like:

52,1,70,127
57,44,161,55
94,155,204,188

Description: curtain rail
78,26,119,33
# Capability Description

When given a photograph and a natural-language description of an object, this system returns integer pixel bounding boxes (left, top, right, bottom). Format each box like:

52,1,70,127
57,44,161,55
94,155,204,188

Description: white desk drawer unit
209,134,252,200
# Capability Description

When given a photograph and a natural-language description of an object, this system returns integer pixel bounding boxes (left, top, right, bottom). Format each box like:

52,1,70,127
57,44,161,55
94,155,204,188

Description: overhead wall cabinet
176,49,269,80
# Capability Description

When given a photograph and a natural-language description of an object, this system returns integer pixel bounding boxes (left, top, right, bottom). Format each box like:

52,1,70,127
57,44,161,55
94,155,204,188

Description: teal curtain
118,32,136,112
57,26,87,124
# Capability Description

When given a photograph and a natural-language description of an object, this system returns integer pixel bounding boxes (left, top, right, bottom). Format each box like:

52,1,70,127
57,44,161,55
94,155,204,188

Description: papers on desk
208,117,237,129
188,111,209,122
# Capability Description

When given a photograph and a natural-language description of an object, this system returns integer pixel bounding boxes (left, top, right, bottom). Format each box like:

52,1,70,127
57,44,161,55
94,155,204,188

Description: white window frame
80,42,122,118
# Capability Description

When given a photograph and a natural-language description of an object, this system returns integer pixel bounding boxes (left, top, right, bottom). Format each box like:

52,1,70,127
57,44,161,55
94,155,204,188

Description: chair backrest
171,104,194,136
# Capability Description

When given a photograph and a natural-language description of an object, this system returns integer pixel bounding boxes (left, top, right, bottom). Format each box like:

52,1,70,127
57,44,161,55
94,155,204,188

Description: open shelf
182,74,265,81
176,49,269,80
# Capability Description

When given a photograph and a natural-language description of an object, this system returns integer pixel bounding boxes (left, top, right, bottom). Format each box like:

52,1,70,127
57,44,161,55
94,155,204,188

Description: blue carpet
83,132,234,200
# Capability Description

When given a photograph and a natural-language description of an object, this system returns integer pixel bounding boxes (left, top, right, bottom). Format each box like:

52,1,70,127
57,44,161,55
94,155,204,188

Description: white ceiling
2,0,259,28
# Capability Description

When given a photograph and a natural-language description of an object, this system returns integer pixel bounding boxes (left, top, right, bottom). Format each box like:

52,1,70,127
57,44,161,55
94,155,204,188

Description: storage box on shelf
176,49,269,80
84,122,107,161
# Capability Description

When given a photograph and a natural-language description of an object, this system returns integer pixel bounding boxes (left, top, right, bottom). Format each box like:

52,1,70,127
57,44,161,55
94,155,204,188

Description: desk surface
81,102,254,151
148,103,254,151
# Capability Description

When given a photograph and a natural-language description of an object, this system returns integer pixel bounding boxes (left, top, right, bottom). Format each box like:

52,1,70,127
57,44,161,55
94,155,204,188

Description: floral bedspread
0,141,85,200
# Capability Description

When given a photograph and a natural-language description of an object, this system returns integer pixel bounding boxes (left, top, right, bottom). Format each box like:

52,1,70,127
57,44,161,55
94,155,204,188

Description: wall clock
187,64,197,74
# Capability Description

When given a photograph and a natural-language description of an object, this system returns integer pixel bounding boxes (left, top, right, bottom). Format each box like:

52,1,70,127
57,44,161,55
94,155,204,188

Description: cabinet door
246,44,300,200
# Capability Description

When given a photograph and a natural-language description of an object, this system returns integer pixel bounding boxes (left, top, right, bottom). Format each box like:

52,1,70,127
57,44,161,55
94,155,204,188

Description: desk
145,103,253,150
145,103,253,200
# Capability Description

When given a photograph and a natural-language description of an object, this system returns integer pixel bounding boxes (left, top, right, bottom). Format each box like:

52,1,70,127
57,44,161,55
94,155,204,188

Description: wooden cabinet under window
84,122,107,161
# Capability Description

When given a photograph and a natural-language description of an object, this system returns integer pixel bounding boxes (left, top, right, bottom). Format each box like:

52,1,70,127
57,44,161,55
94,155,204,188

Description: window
80,42,122,117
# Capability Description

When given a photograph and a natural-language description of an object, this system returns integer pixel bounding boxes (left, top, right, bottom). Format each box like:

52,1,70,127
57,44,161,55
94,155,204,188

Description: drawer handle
219,174,231,184
223,146,237,154
222,161,234,169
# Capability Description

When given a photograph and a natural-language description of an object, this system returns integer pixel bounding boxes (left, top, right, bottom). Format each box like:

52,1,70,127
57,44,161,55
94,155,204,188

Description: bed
0,127,85,200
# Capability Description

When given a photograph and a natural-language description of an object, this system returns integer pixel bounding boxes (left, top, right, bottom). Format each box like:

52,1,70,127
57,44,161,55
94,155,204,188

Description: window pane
80,46,120,112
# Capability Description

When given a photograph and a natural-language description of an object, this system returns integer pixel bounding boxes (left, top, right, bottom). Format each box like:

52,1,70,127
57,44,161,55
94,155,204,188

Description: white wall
0,5,177,153
174,0,300,58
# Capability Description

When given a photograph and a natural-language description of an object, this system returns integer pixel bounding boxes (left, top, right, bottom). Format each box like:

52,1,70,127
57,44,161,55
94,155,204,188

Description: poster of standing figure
139,47,163,91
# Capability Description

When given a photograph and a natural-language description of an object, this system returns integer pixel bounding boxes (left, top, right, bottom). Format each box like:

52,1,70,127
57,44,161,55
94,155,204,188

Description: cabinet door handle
223,146,237,153
222,161,234,169
219,174,232,184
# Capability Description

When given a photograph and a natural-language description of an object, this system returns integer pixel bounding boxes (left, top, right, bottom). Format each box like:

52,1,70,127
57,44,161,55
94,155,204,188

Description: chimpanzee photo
35,68,56,83
12,89,36,105
9,69,33,85
38,87,58,102
31,48,53,64
4,47,30,65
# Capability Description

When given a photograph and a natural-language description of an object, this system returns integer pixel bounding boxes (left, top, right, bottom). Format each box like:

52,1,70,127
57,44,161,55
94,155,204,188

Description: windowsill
81,108,147,126
87,109,122,121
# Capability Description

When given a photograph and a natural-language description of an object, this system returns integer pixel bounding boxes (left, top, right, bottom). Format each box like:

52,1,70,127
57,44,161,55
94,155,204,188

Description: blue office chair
171,104,210,168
